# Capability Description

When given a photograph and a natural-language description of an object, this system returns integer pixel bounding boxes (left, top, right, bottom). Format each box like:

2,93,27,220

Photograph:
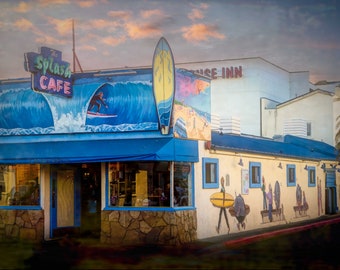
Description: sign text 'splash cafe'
24,47,72,97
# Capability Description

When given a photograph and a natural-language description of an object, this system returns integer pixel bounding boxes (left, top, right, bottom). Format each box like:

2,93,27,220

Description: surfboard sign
86,111,117,118
152,37,175,135
210,192,235,208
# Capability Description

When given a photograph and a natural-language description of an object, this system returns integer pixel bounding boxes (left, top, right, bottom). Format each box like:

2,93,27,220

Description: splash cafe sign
24,47,72,97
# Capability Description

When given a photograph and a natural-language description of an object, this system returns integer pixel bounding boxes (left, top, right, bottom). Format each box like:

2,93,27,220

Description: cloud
140,9,164,19
125,22,161,39
75,0,97,8
101,35,126,46
182,23,225,42
13,1,31,13
79,44,97,51
14,18,34,31
188,8,205,21
46,17,73,36
107,10,132,21
37,0,70,6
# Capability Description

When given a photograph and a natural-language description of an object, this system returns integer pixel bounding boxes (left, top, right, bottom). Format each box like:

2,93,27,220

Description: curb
225,216,340,247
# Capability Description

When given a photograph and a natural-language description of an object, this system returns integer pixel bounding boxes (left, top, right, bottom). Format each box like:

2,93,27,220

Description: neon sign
24,47,72,97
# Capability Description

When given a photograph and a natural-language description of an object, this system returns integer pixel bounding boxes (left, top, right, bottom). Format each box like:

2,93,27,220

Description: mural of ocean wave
0,127,55,136
85,122,158,133
85,82,158,130
0,87,54,134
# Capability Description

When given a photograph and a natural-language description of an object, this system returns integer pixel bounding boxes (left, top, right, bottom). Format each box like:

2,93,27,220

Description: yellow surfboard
152,37,175,135
210,192,234,208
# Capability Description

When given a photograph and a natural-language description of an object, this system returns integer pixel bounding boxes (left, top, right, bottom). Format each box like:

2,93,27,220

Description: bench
293,205,308,217
261,207,282,223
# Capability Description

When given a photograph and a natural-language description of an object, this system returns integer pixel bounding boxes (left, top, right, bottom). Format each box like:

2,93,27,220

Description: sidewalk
197,213,340,249
7,213,340,269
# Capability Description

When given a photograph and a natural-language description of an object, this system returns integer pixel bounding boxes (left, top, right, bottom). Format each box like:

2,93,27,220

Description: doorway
50,163,101,239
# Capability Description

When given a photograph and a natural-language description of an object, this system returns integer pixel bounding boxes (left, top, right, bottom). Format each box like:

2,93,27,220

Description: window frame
286,164,296,186
202,158,219,189
249,162,261,188
307,166,316,187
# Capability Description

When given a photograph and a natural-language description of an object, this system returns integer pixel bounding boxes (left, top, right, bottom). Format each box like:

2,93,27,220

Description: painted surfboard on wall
152,37,175,135
210,192,235,208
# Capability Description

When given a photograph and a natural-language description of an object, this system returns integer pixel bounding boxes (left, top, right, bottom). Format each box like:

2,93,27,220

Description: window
307,122,312,136
308,166,316,187
0,164,40,206
249,162,261,188
108,161,192,207
202,158,219,188
286,164,296,186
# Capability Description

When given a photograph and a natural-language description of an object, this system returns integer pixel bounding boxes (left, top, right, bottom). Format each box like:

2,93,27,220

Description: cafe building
0,40,211,245
0,39,338,246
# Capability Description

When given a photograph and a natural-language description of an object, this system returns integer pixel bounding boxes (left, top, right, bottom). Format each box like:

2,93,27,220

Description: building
0,41,339,245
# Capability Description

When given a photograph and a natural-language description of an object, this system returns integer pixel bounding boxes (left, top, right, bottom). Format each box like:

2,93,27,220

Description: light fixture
321,163,326,171
278,162,282,169
304,165,308,170
238,158,243,167
330,164,336,169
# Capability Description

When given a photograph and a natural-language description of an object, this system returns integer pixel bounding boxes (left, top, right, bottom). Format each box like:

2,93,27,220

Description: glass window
0,164,40,206
308,166,316,187
108,161,192,208
249,162,261,188
286,164,296,186
202,158,219,188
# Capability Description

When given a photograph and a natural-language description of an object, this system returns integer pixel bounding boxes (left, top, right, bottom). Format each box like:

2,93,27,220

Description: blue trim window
286,164,296,186
308,166,316,187
202,158,219,188
249,162,261,188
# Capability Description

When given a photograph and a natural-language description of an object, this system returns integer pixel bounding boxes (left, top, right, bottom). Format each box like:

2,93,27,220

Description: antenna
72,19,83,73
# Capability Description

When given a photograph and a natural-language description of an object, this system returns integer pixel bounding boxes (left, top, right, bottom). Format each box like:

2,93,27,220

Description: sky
0,0,339,84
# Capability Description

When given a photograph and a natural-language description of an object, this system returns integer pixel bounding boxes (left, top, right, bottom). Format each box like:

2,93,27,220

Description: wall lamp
238,158,244,167
304,165,308,170
278,162,282,169
321,163,326,171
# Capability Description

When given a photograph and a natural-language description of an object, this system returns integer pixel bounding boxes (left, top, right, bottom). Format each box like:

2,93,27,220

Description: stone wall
101,209,197,246
0,210,44,242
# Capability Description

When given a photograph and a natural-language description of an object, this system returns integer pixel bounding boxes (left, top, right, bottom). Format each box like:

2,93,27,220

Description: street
1,217,339,269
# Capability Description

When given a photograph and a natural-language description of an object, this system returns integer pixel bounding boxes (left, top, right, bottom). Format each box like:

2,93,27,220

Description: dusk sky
0,0,339,83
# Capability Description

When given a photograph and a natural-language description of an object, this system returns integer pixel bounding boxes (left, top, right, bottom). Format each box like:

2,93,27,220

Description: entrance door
50,165,81,238
325,170,337,214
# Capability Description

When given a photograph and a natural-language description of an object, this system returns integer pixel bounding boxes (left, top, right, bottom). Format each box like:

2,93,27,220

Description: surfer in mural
266,183,273,222
88,92,108,113
274,180,281,211
210,177,233,234
230,194,250,230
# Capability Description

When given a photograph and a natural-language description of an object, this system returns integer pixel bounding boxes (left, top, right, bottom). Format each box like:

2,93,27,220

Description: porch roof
0,132,198,164
211,132,338,161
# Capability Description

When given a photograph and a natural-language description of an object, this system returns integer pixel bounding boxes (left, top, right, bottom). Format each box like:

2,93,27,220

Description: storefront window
0,164,40,206
108,161,192,207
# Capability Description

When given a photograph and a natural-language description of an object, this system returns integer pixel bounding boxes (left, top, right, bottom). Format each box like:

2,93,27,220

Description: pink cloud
182,23,225,42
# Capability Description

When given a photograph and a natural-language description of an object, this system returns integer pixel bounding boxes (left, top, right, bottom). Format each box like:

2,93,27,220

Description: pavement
197,213,340,249
18,213,340,269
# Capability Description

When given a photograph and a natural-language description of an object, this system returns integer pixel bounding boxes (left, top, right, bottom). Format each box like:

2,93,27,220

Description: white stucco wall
177,58,308,136
195,141,326,240
263,91,334,145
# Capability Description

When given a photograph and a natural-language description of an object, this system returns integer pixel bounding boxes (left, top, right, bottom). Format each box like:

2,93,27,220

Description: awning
0,134,198,164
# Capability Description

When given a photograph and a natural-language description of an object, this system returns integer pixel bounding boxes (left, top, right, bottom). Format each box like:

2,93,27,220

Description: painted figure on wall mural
266,183,273,222
88,92,108,113
294,184,309,217
210,177,234,234
229,194,250,230
274,180,281,210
